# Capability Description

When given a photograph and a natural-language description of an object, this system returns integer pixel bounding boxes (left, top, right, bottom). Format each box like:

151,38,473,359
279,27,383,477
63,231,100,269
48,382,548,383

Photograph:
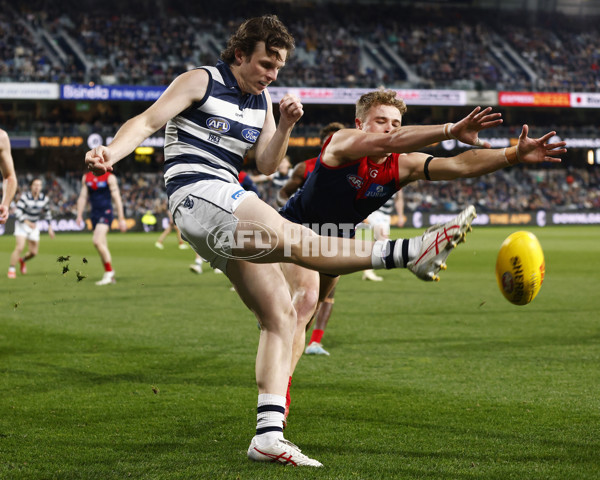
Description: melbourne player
76,171,127,285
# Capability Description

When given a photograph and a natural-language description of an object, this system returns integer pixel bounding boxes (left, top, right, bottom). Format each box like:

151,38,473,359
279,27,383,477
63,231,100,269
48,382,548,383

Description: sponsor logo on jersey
231,189,245,200
206,117,230,133
346,174,363,189
364,184,387,198
241,128,260,143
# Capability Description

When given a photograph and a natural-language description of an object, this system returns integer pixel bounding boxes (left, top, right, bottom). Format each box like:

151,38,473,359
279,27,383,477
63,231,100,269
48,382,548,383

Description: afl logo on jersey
346,174,363,189
242,128,260,143
207,117,231,133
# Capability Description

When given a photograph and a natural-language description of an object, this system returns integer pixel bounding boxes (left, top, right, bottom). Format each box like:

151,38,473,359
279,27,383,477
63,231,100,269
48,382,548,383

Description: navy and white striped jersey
15,192,52,223
378,194,397,215
164,60,268,211
271,171,290,191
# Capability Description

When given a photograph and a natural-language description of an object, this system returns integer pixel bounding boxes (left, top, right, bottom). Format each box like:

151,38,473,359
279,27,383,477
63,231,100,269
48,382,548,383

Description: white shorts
366,211,391,237
172,180,257,272
14,221,41,242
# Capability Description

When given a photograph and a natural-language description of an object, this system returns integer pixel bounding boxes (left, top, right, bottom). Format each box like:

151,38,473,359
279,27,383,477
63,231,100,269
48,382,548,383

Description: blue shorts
91,209,113,229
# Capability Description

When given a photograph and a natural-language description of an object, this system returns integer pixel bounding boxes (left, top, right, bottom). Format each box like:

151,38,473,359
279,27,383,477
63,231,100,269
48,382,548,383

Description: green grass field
1,226,599,479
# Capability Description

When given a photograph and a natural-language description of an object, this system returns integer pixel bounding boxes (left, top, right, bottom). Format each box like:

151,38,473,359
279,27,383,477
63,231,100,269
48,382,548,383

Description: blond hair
355,90,407,122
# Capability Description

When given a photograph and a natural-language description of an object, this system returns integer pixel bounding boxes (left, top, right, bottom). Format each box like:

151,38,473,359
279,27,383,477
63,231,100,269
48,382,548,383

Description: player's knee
261,306,297,338
294,286,319,322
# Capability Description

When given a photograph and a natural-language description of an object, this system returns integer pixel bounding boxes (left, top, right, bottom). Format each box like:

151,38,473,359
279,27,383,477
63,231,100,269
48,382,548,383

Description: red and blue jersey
280,137,401,237
303,157,318,180
85,172,113,215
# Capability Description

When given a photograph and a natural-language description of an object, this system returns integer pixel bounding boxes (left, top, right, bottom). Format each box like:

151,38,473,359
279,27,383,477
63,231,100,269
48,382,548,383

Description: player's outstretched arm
417,125,566,181
326,107,502,165
85,70,209,175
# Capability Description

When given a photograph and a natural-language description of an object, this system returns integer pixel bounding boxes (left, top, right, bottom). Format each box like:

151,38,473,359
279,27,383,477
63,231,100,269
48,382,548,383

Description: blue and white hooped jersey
15,191,52,223
164,60,268,211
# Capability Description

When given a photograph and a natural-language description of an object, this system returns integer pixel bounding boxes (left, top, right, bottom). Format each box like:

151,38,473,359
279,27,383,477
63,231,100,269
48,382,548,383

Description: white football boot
362,269,383,282
95,271,116,286
305,342,330,356
407,205,476,281
247,437,323,467
189,263,203,274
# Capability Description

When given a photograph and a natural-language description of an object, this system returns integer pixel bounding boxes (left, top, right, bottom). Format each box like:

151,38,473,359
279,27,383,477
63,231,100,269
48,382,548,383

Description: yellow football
495,231,545,306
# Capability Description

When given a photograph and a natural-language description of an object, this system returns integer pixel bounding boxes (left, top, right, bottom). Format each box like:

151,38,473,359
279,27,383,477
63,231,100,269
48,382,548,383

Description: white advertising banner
0,82,59,99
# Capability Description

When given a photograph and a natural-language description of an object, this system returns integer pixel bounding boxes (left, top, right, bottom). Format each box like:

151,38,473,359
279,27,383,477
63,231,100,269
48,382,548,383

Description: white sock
255,393,285,447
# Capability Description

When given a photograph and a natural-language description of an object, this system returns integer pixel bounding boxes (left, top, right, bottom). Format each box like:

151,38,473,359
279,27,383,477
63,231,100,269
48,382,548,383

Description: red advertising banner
499,91,571,107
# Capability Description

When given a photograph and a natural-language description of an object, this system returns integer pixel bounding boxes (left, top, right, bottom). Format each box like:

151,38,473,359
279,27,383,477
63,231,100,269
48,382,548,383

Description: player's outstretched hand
85,146,114,176
517,125,566,164
450,106,503,148
278,93,304,128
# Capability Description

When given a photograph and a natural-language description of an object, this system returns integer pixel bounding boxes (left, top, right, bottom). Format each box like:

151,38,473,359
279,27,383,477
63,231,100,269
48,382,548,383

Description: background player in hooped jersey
8,178,55,278
76,171,126,285
278,89,565,428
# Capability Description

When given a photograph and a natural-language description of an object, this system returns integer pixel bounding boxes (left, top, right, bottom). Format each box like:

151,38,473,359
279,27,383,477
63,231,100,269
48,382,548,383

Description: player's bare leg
304,275,339,356
8,235,26,278
93,224,115,285
227,260,322,467
233,196,373,274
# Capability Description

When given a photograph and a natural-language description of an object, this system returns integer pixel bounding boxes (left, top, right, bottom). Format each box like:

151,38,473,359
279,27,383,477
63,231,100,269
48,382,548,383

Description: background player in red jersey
76,171,127,285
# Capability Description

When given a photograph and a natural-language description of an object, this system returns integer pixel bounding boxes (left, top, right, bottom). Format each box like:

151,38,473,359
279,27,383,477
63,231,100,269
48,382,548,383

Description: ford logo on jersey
241,128,260,143
346,174,363,189
231,189,245,200
207,117,231,133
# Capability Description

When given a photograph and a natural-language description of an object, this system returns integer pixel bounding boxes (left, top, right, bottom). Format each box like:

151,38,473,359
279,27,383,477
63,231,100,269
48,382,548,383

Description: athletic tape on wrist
504,146,520,166
444,123,457,140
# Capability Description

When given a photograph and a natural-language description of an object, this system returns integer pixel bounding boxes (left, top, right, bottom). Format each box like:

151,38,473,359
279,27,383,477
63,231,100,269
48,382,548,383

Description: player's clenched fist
279,93,304,127
85,146,114,176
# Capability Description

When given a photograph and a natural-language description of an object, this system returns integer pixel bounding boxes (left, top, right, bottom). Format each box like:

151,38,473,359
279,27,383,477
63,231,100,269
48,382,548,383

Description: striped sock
371,239,411,269
255,394,285,447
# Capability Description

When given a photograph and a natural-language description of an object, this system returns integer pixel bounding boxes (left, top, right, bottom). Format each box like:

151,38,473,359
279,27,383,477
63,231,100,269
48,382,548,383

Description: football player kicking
279,89,566,428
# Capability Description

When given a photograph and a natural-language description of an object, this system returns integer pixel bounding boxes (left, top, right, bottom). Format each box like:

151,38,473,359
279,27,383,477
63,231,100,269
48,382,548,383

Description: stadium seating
3,3,599,91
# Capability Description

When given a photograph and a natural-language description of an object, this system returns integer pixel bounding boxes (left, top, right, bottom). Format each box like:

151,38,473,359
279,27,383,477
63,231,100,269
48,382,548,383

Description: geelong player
8,178,54,278
84,16,496,467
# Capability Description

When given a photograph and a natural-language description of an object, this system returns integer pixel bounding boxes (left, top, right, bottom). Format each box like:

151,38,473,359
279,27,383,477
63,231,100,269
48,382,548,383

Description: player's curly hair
356,90,407,122
221,15,295,64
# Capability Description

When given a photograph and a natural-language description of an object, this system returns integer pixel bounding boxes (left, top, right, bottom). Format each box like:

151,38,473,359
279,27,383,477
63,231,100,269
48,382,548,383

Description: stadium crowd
3,2,599,91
